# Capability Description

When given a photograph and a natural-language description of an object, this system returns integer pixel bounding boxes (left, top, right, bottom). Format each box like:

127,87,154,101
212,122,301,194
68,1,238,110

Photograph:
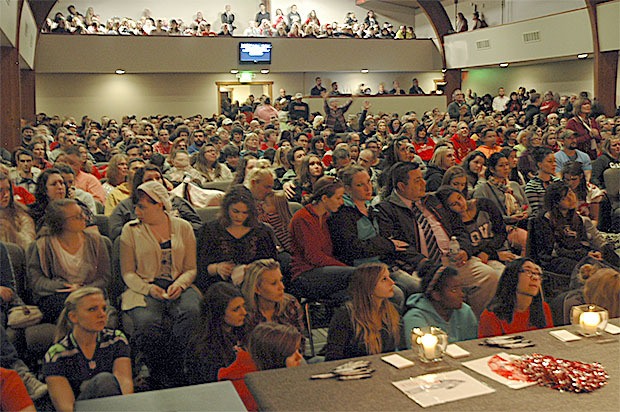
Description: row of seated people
43,5,414,40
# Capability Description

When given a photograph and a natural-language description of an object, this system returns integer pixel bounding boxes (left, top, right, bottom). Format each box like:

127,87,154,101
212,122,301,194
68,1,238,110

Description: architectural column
0,47,21,150
21,69,36,124
443,69,462,100
416,0,461,101
585,0,618,116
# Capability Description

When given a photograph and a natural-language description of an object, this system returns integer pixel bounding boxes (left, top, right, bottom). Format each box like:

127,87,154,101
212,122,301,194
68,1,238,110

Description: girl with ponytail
43,287,132,411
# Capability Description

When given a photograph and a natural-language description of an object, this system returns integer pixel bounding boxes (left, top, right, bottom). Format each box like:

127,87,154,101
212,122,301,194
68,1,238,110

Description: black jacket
372,191,473,268
328,199,395,267
424,165,444,192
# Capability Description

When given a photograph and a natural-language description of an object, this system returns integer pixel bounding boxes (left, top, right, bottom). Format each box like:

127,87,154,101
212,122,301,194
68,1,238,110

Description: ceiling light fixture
441,68,447,73
230,69,239,74
260,69,270,74
361,69,369,74
499,62,509,68
115,69,125,75
577,53,588,59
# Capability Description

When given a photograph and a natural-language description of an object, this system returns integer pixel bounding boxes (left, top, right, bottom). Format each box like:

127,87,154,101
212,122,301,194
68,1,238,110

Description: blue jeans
126,287,201,386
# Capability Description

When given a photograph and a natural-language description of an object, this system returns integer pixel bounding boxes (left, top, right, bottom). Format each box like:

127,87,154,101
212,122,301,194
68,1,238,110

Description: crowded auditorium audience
2,77,620,407
42,4,419,41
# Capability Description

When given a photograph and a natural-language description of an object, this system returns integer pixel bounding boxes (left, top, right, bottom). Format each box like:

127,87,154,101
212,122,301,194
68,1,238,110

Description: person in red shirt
450,121,476,164
153,128,172,155
288,176,355,301
412,124,435,162
219,322,303,412
479,258,553,337
0,368,35,412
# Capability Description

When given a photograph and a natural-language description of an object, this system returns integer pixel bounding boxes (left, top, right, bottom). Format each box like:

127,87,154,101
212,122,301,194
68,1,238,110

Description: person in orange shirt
476,128,502,159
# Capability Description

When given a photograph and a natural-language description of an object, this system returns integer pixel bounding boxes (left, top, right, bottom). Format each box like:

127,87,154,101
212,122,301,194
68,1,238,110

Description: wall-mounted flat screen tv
239,42,272,64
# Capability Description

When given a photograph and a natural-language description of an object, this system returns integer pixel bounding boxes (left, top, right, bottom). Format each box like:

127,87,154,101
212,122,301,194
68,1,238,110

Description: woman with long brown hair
324,263,401,361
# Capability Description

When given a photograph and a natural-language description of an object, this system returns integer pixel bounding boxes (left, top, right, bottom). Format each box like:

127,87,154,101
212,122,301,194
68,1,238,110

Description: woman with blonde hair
425,145,456,191
0,172,35,250
272,146,292,183
102,154,129,197
324,263,401,361
43,287,132,412
241,259,305,339
583,267,620,318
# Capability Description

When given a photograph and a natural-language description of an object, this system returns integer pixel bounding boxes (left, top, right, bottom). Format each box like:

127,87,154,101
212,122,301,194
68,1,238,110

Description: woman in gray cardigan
27,199,110,323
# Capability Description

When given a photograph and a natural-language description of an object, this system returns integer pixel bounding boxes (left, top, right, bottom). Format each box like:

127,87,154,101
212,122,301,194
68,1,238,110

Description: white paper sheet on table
392,369,495,408
462,352,536,389
604,323,620,334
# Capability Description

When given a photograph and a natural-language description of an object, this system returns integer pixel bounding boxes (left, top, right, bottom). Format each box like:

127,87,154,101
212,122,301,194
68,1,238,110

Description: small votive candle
420,333,438,360
580,311,600,335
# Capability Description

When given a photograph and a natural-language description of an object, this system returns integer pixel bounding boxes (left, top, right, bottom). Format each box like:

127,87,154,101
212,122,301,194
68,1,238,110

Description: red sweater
218,350,258,412
450,134,477,164
0,368,34,412
412,139,436,162
478,303,553,338
289,204,347,279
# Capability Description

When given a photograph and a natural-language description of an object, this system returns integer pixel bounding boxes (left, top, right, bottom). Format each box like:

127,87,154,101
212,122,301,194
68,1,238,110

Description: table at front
75,380,247,411
245,320,620,411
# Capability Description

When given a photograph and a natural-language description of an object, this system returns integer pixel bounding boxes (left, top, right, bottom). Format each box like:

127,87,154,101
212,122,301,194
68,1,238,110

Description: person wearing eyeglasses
450,121,476,164
478,258,553,338
27,199,110,324
447,89,470,122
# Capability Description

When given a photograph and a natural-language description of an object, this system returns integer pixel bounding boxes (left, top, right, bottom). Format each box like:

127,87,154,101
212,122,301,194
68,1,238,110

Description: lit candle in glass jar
420,333,438,360
580,311,600,335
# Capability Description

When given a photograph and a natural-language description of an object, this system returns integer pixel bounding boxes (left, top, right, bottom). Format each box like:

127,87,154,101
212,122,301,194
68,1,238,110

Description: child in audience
403,262,478,347
43,287,132,411
324,263,401,361
219,322,303,412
